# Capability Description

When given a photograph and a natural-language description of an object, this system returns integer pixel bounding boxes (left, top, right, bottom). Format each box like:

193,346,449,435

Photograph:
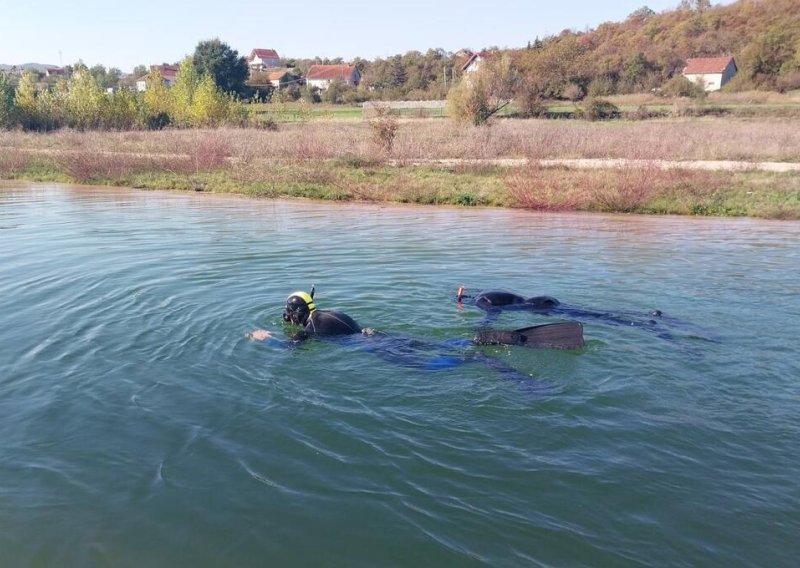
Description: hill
0,63,59,73
511,0,800,97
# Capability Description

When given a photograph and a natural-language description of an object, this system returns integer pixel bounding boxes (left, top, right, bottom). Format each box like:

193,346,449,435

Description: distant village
1,45,739,102
0,48,365,98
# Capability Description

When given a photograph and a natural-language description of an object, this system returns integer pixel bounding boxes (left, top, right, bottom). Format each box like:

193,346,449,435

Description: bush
623,105,668,120
368,105,399,154
776,71,800,93
576,98,620,121
661,75,705,98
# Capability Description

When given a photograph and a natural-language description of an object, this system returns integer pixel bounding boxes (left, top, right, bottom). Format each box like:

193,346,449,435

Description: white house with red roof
305,65,361,90
461,51,494,74
248,49,281,72
682,56,737,91
135,64,179,92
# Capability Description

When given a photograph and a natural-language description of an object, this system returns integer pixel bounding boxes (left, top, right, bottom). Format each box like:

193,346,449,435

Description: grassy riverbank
2,118,799,219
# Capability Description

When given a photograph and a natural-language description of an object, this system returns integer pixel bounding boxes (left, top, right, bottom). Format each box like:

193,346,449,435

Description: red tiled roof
249,48,279,61
266,70,290,81
683,56,736,75
306,65,357,80
146,64,179,80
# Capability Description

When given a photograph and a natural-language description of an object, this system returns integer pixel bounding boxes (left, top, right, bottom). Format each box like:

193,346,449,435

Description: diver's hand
249,329,272,341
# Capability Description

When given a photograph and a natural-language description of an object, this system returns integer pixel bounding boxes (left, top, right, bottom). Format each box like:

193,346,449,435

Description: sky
1,0,727,72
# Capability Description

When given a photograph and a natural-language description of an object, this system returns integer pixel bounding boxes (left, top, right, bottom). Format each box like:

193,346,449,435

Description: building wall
307,71,359,90
720,62,737,88
307,78,331,90
686,73,723,91
250,56,280,71
684,62,737,92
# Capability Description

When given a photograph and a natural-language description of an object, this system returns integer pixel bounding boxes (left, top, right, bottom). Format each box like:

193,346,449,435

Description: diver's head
283,290,315,325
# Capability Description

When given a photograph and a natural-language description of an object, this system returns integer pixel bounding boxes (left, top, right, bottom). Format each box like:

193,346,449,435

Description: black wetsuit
463,289,687,341
474,291,560,311
265,303,582,390
292,309,362,340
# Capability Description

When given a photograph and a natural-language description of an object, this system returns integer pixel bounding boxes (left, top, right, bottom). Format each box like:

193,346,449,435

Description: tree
66,67,106,129
447,54,518,125
0,73,15,127
388,55,407,88
170,58,201,126
192,38,249,96
322,79,345,103
628,6,656,21
679,0,711,11
14,72,39,129
143,68,172,126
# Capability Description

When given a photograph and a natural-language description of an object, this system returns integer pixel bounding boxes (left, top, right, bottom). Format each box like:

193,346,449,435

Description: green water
1,183,798,567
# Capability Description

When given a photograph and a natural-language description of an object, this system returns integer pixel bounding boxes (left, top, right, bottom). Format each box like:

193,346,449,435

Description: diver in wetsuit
249,287,584,350
456,286,664,325
249,287,583,389
249,287,362,343
455,286,683,341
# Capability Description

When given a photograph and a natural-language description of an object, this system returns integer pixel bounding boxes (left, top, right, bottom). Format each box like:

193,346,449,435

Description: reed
2,117,799,218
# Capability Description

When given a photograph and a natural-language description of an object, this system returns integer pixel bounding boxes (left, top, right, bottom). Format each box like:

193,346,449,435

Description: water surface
1,183,799,566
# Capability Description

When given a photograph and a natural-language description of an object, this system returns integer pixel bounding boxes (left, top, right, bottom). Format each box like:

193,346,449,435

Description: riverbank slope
2,118,799,219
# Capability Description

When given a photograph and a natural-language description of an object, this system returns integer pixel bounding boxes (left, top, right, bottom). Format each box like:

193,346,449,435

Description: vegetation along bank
2,0,800,218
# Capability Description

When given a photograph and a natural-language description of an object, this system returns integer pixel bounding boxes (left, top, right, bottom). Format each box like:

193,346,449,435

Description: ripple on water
1,184,799,566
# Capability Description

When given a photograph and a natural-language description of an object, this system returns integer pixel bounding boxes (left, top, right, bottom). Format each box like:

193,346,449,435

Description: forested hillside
287,0,800,100
511,0,800,98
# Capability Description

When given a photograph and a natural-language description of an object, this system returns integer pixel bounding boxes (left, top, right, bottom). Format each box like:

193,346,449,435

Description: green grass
249,103,363,122
4,154,799,219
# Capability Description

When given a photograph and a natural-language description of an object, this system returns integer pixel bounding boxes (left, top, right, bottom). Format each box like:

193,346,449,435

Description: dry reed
505,162,730,212
3,117,797,164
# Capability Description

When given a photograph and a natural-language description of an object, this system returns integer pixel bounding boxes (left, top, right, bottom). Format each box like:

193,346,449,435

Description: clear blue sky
1,0,726,72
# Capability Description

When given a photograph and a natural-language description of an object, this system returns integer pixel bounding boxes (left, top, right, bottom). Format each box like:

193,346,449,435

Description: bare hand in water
249,329,272,341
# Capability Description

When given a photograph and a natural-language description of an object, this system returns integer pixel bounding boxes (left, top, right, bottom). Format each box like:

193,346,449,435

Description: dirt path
8,147,800,172
392,158,800,172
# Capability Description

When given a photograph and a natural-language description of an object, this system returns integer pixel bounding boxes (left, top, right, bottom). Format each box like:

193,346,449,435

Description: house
247,49,281,72
265,69,295,89
135,64,179,92
461,51,494,74
45,66,66,77
682,56,737,91
305,65,360,90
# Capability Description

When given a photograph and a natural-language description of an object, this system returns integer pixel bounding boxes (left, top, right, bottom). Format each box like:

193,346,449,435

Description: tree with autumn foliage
447,54,518,125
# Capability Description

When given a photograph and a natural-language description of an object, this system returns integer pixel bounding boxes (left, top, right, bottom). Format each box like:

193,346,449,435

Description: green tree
170,58,201,126
89,65,122,90
105,89,142,129
35,84,67,131
192,38,249,96
189,75,230,126
388,55,407,88
66,68,106,129
143,69,172,127
14,72,39,129
0,73,15,127
322,79,345,103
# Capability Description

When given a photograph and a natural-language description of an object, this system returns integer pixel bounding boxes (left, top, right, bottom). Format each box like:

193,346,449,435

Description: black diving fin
473,322,585,350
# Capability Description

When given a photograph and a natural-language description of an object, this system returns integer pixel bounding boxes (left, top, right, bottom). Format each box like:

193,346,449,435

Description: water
1,182,798,567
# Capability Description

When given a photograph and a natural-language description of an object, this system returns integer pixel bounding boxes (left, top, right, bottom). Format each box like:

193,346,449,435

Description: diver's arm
248,329,283,346
248,328,312,346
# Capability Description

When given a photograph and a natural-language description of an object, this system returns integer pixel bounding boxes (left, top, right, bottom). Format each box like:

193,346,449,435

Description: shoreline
1,120,799,219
